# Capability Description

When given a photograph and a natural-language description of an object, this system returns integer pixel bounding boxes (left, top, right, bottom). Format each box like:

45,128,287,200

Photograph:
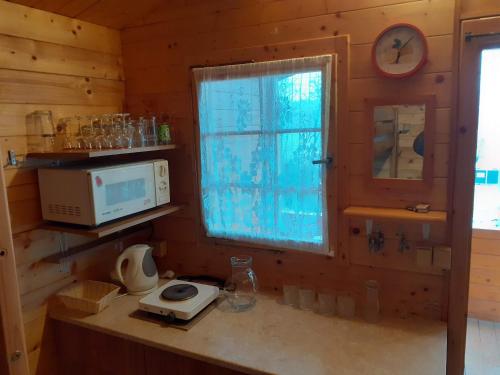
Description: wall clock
372,23,428,79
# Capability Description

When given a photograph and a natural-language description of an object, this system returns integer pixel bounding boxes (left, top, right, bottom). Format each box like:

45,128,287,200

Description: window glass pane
473,49,500,230
105,179,146,206
195,56,332,251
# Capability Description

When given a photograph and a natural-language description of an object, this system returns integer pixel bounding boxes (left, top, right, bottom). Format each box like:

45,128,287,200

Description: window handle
312,156,333,166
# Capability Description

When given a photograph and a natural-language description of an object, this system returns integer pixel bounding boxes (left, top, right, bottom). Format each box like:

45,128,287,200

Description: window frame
191,54,338,255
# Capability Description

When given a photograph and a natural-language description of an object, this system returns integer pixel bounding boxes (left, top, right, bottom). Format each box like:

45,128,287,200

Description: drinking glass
337,293,356,319
318,292,336,316
144,116,158,146
92,115,106,150
298,288,315,311
80,116,95,149
111,114,125,148
364,280,380,323
59,118,75,150
283,284,299,307
122,113,134,148
100,114,114,149
133,117,147,147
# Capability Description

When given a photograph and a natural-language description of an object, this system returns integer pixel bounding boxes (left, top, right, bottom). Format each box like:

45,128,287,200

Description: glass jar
225,256,258,312
364,280,380,323
27,110,55,152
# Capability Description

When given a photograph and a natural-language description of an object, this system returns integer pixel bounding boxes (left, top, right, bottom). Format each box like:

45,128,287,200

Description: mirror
366,96,435,186
373,104,425,179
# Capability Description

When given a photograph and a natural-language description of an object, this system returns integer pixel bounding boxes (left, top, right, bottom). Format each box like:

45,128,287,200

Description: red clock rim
371,23,428,79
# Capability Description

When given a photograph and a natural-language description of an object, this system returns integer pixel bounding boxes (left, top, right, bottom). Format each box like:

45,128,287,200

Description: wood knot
31,55,37,60
77,25,82,30
435,74,445,83
335,11,341,18
320,25,326,31
85,77,90,82
86,89,92,95
72,30,77,35
276,259,282,265
333,30,339,36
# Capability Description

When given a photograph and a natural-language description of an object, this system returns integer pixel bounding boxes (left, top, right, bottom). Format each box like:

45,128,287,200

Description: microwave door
90,164,156,225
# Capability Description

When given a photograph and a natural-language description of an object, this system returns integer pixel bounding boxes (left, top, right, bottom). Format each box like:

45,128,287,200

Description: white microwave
38,159,170,226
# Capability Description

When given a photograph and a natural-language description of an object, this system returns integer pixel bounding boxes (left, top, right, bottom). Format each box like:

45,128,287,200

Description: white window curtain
193,55,332,252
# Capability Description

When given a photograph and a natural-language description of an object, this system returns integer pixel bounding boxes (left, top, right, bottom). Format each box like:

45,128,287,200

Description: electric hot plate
161,283,199,301
139,279,219,321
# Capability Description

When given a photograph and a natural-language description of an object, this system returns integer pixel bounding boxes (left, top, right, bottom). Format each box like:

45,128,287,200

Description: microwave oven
38,159,170,226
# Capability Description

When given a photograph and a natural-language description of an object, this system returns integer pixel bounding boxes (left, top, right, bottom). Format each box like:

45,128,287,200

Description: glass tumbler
318,293,336,316
364,280,380,323
283,284,299,307
298,288,315,311
225,256,258,312
337,293,356,319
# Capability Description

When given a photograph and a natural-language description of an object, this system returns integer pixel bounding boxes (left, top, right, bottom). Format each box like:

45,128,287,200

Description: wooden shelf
343,206,447,223
27,144,179,160
40,204,184,238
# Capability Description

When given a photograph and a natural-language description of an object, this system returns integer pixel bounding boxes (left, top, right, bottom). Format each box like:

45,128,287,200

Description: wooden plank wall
0,2,127,373
461,0,500,19
468,231,500,322
121,0,456,320
459,1,500,323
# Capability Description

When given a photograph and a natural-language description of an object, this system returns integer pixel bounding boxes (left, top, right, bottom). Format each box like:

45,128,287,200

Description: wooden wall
461,0,500,19
121,0,456,320
0,1,128,373
468,231,500,321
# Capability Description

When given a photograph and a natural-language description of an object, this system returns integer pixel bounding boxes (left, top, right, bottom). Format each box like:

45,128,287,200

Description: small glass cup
317,292,336,316
364,280,380,323
337,293,356,319
283,284,299,307
298,287,315,311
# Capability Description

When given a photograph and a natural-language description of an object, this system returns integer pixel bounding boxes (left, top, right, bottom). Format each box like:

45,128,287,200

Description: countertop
50,283,447,375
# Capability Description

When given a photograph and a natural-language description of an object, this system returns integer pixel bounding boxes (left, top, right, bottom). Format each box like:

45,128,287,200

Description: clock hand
394,50,401,64
394,36,415,64
400,35,414,50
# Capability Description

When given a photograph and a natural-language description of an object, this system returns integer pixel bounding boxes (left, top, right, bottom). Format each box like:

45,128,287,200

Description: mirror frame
364,95,436,190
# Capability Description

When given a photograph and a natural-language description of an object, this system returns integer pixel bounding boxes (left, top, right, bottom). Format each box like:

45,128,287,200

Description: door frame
0,147,29,375
448,16,500,375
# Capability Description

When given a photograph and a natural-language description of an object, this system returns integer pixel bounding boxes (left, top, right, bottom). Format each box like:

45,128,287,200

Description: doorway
455,17,500,375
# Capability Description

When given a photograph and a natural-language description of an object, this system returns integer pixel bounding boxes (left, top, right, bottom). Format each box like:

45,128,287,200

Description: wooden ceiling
5,0,191,30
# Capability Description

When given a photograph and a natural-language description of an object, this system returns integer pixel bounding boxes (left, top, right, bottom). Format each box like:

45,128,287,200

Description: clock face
372,24,427,78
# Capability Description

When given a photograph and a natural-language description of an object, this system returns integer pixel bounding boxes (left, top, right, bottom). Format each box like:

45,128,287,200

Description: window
473,49,500,230
193,55,333,252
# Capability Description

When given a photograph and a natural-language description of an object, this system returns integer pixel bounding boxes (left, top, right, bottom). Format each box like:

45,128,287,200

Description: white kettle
115,244,158,295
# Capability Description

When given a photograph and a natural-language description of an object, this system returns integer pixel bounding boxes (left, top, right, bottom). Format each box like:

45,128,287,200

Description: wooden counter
49,286,447,375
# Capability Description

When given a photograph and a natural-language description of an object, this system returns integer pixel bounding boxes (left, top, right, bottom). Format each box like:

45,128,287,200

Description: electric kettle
115,244,159,295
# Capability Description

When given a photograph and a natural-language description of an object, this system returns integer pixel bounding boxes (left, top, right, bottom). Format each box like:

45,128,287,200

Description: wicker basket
57,280,120,314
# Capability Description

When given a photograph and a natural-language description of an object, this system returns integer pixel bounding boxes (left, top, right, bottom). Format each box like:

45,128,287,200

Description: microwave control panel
154,160,171,205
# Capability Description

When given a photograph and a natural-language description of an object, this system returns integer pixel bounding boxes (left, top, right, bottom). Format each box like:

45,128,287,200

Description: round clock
372,23,428,79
